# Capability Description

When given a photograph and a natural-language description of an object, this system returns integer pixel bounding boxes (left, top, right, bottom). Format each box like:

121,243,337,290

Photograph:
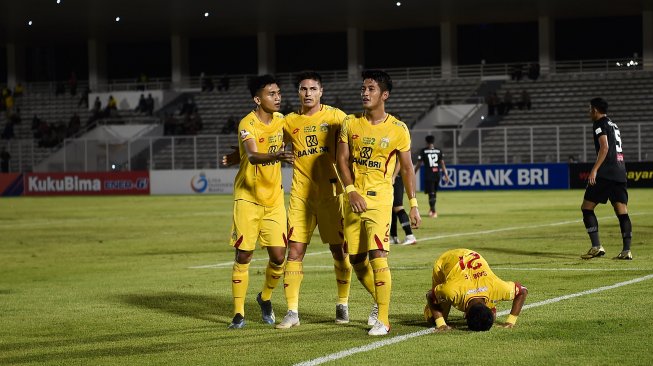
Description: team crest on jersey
240,129,250,140
380,137,390,148
320,122,329,132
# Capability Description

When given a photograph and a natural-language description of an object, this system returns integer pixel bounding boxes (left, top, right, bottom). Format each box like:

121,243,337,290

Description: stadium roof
1,0,650,43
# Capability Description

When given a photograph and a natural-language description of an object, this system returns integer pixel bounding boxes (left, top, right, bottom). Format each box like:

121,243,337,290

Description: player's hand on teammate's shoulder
221,146,239,166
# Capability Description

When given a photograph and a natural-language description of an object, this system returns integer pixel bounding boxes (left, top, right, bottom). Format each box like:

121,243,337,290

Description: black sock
617,213,632,251
428,193,436,211
397,209,413,235
390,211,398,237
582,209,601,247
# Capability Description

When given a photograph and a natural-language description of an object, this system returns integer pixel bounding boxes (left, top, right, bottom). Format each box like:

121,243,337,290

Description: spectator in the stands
179,98,197,116
67,113,81,137
78,87,91,108
511,63,523,81
105,95,118,117
527,63,540,81
135,94,147,114
217,74,230,91
486,92,500,116
68,72,78,96
517,90,531,110
1,146,10,173
13,83,24,98
501,90,513,115
1,120,15,140
221,115,237,135
145,94,155,116
201,72,214,92
164,113,180,135
137,72,148,91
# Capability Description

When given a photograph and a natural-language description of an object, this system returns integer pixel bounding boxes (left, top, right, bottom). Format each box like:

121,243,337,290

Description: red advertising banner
23,172,150,196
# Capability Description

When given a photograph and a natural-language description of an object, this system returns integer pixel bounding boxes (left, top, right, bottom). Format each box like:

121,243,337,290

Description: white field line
195,264,651,272
189,212,649,269
293,273,653,366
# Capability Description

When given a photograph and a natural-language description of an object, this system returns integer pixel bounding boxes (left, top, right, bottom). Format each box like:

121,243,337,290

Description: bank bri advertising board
436,163,569,190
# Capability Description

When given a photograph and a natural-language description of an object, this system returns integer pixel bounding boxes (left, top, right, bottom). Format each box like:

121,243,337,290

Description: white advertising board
150,168,293,195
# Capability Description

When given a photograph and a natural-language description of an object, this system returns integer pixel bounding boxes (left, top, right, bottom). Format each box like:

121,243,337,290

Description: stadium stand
453,71,653,164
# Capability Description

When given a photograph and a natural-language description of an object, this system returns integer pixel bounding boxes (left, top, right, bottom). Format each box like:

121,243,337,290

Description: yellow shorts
230,199,287,251
341,195,392,255
287,194,344,245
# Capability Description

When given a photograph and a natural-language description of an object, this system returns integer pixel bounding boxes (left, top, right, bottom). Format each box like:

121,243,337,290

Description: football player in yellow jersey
424,248,528,332
336,70,421,336
275,72,354,329
228,75,295,329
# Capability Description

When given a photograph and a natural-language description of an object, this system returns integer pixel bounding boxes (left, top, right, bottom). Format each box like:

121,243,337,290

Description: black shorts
424,173,440,194
393,177,405,207
584,177,628,205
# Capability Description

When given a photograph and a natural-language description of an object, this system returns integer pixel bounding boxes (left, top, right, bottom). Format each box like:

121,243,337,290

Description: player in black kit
414,135,450,218
581,98,632,260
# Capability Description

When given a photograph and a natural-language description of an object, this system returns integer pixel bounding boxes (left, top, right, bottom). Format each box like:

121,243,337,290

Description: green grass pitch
1,189,652,365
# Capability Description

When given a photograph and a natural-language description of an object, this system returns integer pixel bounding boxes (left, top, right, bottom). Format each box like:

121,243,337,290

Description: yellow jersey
339,113,411,206
284,104,346,199
432,248,518,312
233,110,285,207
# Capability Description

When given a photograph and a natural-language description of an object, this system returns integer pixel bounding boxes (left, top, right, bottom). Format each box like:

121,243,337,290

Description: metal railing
4,121,651,173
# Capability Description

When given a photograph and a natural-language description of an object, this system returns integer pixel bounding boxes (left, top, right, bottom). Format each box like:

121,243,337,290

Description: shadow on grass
118,292,229,323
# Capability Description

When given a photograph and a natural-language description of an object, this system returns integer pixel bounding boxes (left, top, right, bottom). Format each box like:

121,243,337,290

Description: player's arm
588,135,608,185
399,150,421,229
426,290,452,332
391,156,401,184
500,283,528,328
243,139,294,165
440,158,450,182
336,140,367,213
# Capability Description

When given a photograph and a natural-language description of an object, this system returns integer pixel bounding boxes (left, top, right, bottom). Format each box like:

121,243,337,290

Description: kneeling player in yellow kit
424,248,528,331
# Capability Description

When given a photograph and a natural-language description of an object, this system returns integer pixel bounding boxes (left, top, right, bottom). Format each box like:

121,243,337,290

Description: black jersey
417,147,444,179
592,116,627,182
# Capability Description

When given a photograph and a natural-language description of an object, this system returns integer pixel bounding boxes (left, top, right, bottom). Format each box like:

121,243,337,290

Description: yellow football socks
283,260,304,312
353,258,377,302
333,258,352,305
261,260,285,301
371,257,391,326
231,262,250,316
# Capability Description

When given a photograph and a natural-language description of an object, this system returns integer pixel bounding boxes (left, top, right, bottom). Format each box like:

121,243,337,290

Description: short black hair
362,70,392,93
295,71,322,89
466,303,494,331
248,75,278,98
425,135,435,144
590,97,608,114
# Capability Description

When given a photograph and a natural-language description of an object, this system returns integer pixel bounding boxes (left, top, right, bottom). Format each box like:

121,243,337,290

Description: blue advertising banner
434,163,569,190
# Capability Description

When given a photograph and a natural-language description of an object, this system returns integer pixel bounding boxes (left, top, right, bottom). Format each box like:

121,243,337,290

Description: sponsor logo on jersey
240,129,250,140
292,128,299,134
362,137,376,145
380,137,390,148
304,125,317,133
259,137,265,143
306,135,318,147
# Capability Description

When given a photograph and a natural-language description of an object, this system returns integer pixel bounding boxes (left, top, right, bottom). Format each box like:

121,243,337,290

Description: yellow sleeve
238,118,255,143
339,116,351,144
